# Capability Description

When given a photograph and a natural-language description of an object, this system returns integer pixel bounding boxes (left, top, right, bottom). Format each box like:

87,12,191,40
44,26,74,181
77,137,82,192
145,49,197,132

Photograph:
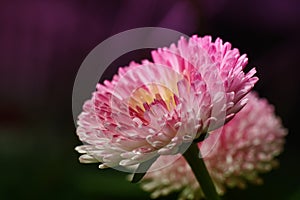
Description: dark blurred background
1,0,300,199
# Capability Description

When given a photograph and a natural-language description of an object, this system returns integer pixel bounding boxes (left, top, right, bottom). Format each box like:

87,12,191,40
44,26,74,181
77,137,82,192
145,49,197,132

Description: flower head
75,35,258,171
141,92,287,199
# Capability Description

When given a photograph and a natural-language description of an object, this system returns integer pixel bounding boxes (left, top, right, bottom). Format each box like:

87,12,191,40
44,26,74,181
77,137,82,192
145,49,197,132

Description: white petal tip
99,164,109,169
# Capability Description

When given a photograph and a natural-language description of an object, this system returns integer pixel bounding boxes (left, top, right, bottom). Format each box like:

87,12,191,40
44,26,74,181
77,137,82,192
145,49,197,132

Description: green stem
183,142,220,200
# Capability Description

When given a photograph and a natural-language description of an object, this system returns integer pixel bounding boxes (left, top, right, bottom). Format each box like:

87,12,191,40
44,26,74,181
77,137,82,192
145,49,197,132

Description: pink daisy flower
75,35,258,171
141,92,287,199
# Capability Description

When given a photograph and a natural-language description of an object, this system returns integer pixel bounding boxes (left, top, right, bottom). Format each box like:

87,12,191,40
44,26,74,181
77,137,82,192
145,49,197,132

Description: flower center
128,83,177,121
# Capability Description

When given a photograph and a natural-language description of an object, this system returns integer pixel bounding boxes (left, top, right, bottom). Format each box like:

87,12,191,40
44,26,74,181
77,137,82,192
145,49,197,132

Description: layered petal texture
75,35,258,171
141,93,287,199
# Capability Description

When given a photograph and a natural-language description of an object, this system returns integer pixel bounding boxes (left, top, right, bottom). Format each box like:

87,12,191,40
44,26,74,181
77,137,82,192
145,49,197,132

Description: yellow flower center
128,83,177,113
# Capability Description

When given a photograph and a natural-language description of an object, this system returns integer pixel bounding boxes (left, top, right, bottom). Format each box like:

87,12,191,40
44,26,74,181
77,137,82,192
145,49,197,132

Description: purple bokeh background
0,0,299,199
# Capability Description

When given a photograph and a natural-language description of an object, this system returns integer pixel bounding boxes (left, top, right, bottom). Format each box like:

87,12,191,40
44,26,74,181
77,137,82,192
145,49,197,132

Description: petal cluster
152,36,258,131
141,92,287,199
75,35,258,170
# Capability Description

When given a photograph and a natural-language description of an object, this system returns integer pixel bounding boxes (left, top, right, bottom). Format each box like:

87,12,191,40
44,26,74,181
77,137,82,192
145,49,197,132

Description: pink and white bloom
75,35,258,171
141,92,287,199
